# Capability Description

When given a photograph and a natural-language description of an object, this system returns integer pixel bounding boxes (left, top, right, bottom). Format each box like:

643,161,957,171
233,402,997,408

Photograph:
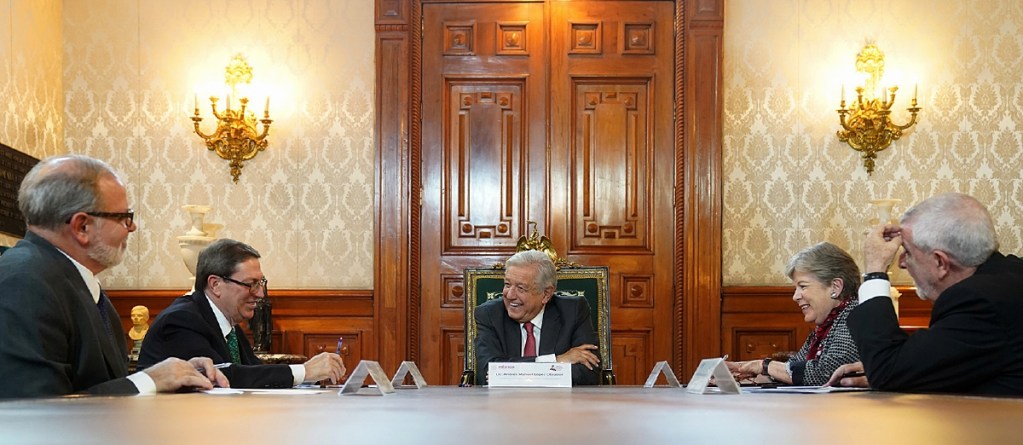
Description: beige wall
57,0,375,289
723,0,1023,285
0,0,63,248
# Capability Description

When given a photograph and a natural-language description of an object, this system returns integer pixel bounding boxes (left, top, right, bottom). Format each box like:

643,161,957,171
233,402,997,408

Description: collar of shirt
204,293,234,337
56,248,101,304
527,305,546,330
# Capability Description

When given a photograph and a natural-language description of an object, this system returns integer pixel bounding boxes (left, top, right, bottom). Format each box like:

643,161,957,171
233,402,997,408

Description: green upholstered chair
461,265,615,386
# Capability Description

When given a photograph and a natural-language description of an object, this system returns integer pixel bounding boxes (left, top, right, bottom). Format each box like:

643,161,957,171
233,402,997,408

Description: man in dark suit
138,239,346,388
474,250,600,385
0,155,227,398
831,192,1023,395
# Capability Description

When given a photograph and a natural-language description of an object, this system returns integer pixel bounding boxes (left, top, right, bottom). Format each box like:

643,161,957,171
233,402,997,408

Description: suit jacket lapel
191,293,234,362
25,233,129,378
539,303,562,356
502,312,523,359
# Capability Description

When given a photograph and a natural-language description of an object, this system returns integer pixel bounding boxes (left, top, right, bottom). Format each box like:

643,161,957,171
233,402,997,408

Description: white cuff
128,371,157,395
536,354,557,363
291,364,306,385
858,279,892,304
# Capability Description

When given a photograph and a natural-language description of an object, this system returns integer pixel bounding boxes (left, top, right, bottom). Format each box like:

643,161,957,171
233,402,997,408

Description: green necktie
226,328,242,364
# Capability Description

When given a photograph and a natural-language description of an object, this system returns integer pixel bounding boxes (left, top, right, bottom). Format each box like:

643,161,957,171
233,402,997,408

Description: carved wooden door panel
421,2,548,384
547,1,676,386
421,1,674,385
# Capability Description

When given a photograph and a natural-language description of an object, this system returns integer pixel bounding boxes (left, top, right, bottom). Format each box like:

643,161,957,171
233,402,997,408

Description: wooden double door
419,0,676,385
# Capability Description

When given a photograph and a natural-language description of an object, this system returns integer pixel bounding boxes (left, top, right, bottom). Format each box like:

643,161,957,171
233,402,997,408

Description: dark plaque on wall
0,143,39,237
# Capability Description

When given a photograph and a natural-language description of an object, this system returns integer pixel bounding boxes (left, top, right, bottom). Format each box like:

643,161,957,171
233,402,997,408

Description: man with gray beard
0,155,228,398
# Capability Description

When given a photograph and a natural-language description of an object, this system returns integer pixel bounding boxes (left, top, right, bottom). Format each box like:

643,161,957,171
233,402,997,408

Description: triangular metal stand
391,361,428,389
685,357,742,394
643,361,682,388
338,360,396,396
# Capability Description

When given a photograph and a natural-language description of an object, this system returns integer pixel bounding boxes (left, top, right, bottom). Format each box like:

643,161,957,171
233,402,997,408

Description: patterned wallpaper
6,0,376,289
0,0,62,248
723,0,1023,285
11,1,1020,290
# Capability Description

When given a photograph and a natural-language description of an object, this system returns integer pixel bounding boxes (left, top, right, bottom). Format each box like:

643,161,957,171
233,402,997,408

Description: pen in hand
194,362,231,385
320,337,343,388
196,362,232,373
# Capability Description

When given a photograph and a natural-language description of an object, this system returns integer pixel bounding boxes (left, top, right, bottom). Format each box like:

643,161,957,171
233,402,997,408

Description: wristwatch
761,358,772,376
863,271,889,281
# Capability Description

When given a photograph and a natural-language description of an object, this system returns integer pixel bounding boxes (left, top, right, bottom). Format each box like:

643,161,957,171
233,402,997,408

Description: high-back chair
460,223,615,385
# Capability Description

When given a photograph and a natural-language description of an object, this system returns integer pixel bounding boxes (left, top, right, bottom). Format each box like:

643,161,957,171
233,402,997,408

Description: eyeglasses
66,210,135,229
219,276,268,294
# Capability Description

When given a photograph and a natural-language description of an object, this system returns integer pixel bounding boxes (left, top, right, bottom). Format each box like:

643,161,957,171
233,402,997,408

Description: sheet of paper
743,386,871,394
248,388,327,395
202,388,244,395
202,387,328,395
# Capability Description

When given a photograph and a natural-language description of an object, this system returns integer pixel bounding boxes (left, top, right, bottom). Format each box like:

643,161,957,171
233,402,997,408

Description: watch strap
863,271,889,281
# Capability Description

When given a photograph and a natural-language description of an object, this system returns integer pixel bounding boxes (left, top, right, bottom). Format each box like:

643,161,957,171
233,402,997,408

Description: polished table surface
2,386,1022,444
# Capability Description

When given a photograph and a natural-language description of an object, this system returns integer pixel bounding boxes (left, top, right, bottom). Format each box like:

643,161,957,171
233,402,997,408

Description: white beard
88,239,127,269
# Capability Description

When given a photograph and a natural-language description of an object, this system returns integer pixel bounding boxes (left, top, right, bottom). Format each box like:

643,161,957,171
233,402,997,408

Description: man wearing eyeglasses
0,155,229,398
138,238,346,388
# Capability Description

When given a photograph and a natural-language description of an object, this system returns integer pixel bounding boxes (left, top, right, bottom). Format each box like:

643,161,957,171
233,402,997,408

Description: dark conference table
2,386,1021,443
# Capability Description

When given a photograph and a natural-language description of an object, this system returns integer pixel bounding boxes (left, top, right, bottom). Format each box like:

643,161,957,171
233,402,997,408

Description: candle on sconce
226,94,231,111
913,83,918,102
841,84,845,103
193,93,198,114
264,96,270,117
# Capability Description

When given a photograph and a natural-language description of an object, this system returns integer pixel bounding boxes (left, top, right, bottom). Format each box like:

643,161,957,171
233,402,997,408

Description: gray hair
17,155,120,231
785,242,861,300
505,250,557,291
195,239,261,293
900,192,997,267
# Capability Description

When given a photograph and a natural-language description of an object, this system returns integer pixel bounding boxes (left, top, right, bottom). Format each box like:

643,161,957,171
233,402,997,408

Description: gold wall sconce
191,54,272,183
836,43,921,175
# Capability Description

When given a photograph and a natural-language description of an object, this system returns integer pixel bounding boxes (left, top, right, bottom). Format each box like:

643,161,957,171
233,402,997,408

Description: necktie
226,328,242,364
96,291,114,339
523,321,537,357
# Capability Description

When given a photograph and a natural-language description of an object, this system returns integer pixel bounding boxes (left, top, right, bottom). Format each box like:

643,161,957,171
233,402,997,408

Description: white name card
488,362,572,387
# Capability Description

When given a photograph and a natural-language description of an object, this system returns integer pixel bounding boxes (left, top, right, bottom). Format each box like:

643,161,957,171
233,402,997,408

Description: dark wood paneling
375,2,413,374
680,0,724,377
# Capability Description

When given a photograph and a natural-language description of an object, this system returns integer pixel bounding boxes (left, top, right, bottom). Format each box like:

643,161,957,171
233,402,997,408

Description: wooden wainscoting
107,289,375,371
721,286,931,361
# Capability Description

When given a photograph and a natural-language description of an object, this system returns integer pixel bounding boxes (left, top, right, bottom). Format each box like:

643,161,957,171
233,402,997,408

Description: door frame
373,0,723,378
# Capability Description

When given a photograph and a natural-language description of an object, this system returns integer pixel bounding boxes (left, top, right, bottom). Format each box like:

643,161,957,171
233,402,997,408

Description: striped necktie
226,328,242,364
